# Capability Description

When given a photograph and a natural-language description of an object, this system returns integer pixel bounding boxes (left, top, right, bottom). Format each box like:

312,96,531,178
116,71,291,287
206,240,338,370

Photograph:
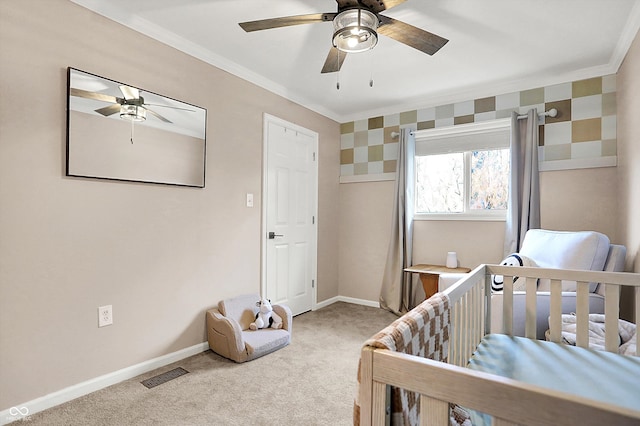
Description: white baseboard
0,342,209,425
315,295,380,310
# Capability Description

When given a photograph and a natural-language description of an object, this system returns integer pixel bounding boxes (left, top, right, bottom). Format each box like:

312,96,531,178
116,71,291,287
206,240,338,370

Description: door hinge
312,215,315,224
312,279,315,288
313,152,316,161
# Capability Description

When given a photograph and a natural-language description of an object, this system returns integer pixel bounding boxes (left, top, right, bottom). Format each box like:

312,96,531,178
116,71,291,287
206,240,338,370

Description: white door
262,114,317,316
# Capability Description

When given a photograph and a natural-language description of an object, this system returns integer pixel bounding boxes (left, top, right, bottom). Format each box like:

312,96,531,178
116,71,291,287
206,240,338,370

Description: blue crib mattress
467,334,640,417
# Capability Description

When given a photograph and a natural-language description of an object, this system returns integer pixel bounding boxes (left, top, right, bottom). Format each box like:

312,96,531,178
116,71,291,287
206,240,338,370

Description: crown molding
609,0,640,70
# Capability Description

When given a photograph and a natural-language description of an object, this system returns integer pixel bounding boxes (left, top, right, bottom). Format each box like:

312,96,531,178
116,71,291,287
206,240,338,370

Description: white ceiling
70,0,640,123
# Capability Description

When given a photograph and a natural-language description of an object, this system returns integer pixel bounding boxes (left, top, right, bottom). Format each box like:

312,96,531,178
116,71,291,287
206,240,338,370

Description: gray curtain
504,109,541,256
380,128,415,315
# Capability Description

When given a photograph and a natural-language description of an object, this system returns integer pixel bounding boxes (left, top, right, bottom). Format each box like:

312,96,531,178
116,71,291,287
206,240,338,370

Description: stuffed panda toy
249,298,283,330
491,253,536,292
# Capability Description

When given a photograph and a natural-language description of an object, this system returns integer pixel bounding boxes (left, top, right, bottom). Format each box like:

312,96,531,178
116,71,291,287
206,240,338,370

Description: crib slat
575,282,590,348
474,283,485,348
421,396,448,426
451,300,461,366
525,277,538,339
485,274,492,336
480,281,487,340
458,297,465,365
549,279,562,343
454,300,461,365
462,292,469,363
503,276,514,335
464,290,471,361
604,284,620,353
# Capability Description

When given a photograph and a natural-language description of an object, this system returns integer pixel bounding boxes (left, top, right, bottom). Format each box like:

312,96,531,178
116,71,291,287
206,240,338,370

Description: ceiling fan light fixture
120,104,146,122
332,8,378,53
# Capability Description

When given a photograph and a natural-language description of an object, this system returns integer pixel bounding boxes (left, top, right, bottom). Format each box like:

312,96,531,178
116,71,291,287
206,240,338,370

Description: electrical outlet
98,305,113,327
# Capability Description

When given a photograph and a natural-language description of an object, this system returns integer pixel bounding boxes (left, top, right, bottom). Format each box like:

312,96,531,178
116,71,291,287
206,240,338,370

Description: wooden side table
404,264,471,300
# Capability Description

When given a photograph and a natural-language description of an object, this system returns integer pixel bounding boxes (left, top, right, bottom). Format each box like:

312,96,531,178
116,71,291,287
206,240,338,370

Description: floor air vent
141,367,189,389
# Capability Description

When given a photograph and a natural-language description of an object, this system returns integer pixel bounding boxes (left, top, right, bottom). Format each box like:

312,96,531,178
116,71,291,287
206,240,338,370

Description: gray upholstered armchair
206,293,292,363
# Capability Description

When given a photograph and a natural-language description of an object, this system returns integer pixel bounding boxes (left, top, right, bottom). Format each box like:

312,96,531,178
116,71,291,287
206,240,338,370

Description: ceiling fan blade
239,13,336,32
321,46,347,74
70,88,118,104
377,0,407,11
95,104,121,117
144,103,196,112
378,16,448,55
344,0,406,13
119,85,140,100
145,108,172,123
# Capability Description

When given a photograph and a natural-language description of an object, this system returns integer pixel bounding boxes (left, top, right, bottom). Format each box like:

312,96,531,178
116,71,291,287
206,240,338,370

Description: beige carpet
21,302,397,426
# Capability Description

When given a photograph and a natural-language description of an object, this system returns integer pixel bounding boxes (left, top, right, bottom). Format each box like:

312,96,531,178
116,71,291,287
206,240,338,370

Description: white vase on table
446,252,457,268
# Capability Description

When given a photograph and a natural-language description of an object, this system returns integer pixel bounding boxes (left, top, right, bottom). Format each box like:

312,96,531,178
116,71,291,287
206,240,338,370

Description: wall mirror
66,68,207,187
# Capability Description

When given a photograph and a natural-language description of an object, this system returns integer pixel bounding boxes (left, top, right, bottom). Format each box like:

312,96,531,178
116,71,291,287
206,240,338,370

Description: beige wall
617,29,640,319
412,221,506,269
0,0,339,409
338,181,395,302
540,167,619,241
617,29,640,273
337,169,619,302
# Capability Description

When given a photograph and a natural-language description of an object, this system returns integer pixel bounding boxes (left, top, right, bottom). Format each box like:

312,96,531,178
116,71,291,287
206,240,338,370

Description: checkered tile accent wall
340,75,616,178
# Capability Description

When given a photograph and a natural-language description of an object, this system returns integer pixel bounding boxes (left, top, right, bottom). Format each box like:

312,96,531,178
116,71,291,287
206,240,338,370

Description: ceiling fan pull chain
130,120,135,144
369,50,374,87
336,48,341,90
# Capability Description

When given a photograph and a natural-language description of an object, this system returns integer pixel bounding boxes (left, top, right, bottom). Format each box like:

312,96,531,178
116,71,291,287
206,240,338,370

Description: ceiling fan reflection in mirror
239,0,448,76
70,85,195,143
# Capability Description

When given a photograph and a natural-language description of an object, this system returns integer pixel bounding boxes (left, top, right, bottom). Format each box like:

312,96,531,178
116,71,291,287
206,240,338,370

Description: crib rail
364,348,640,425
358,264,640,425
488,265,640,355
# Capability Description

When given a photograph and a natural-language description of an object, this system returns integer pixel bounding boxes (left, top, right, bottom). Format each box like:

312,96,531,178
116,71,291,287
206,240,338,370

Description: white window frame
413,119,511,221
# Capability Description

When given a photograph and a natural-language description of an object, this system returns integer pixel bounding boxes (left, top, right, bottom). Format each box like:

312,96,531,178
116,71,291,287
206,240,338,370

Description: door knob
268,232,284,239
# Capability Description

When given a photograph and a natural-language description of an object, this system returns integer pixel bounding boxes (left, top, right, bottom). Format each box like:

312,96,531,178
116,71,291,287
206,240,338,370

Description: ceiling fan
70,85,180,123
239,0,448,74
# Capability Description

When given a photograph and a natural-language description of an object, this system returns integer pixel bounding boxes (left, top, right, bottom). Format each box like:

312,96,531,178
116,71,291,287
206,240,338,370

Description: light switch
246,193,254,208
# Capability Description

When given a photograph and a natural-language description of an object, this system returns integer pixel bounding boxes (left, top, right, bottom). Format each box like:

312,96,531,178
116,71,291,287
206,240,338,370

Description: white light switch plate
246,193,254,207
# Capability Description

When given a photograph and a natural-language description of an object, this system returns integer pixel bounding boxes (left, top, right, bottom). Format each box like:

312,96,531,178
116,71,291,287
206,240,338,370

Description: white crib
357,264,640,425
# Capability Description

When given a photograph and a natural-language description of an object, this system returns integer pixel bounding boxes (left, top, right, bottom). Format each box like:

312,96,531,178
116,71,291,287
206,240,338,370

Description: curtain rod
391,108,559,138
517,108,557,120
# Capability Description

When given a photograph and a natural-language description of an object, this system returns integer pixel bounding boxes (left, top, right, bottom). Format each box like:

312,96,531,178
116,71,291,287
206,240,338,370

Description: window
414,119,511,220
